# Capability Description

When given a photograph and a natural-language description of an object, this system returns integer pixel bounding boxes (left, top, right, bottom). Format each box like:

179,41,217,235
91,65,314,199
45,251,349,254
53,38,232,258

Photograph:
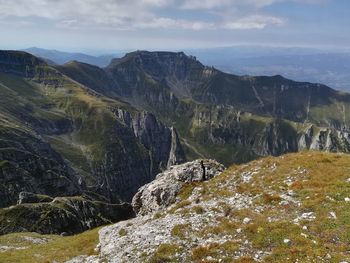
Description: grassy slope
150,151,350,262
0,228,100,263
0,70,135,178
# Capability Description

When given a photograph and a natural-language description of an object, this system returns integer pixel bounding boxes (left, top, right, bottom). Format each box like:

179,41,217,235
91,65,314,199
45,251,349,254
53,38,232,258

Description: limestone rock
132,159,225,216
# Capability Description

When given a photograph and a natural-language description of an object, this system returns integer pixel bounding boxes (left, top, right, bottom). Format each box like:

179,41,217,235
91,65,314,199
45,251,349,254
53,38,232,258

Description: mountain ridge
55,50,350,165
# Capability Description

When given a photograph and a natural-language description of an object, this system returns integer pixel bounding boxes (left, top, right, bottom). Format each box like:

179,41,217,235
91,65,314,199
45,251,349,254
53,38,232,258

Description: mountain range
24,47,350,92
1,49,350,236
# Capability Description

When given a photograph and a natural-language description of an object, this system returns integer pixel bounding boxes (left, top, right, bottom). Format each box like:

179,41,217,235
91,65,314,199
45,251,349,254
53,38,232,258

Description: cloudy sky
0,0,348,53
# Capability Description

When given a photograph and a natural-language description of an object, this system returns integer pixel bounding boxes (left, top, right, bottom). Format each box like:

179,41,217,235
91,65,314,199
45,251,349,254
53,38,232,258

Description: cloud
223,15,285,29
0,0,322,31
180,0,327,9
180,0,284,10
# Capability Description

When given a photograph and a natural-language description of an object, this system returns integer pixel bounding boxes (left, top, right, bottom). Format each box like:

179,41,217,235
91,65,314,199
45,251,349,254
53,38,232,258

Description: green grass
47,136,92,177
147,243,181,263
0,227,101,263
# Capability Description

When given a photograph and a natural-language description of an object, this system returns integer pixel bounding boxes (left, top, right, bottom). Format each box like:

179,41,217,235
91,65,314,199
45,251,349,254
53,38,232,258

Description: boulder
131,159,225,216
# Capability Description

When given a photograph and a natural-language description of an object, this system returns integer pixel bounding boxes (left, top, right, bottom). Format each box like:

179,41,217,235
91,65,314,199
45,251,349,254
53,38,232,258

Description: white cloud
223,15,285,29
180,0,327,9
180,0,232,9
0,0,321,31
138,17,214,30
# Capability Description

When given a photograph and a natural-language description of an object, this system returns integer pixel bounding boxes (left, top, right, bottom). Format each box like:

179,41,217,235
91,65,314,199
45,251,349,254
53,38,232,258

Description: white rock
344,198,350,202
283,239,291,245
243,217,252,224
301,233,308,238
132,160,225,215
329,211,337,219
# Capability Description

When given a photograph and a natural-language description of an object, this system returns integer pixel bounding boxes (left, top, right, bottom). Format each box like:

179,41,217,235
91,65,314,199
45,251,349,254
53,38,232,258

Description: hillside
57,51,350,165
0,50,186,234
67,151,350,263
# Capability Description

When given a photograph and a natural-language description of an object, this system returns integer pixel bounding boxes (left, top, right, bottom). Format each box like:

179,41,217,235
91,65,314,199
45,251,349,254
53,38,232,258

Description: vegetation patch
147,243,181,263
0,227,100,263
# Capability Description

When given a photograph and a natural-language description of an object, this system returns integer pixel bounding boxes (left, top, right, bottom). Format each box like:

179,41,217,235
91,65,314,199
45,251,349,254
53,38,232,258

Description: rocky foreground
64,152,350,263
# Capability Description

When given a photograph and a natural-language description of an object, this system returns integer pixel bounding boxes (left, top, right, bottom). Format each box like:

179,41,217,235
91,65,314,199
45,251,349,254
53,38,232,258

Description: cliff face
114,108,186,171
187,106,350,164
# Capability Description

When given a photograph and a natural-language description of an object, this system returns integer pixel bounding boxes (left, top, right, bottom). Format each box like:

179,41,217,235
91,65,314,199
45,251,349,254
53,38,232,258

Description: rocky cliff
113,108,186,173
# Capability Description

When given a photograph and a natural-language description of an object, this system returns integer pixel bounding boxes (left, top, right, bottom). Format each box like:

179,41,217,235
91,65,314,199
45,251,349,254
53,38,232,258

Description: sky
0,0,349,54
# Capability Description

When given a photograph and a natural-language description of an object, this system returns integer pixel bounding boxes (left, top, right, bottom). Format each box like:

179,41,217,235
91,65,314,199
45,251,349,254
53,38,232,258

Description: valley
1,50,350,262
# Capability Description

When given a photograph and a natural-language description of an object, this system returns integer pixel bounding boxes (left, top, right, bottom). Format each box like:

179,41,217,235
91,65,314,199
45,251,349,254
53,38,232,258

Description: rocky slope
57,51,350,165
68,151,350,263
0,50,186,234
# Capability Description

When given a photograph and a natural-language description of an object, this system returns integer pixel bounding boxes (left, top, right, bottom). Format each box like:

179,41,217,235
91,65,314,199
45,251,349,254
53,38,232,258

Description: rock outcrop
132,159,225,216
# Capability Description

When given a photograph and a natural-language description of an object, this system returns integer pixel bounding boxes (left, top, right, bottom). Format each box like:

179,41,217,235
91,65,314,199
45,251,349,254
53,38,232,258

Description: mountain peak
107,50,200,69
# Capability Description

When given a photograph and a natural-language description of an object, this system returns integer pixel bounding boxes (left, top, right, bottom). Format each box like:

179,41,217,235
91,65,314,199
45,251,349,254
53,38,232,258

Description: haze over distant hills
24,47,119,67
187,46,350,92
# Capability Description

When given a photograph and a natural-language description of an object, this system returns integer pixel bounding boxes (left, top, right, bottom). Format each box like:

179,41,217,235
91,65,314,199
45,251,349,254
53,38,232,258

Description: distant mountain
58,50,350,165
187,46,350,92
23,47,118,67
